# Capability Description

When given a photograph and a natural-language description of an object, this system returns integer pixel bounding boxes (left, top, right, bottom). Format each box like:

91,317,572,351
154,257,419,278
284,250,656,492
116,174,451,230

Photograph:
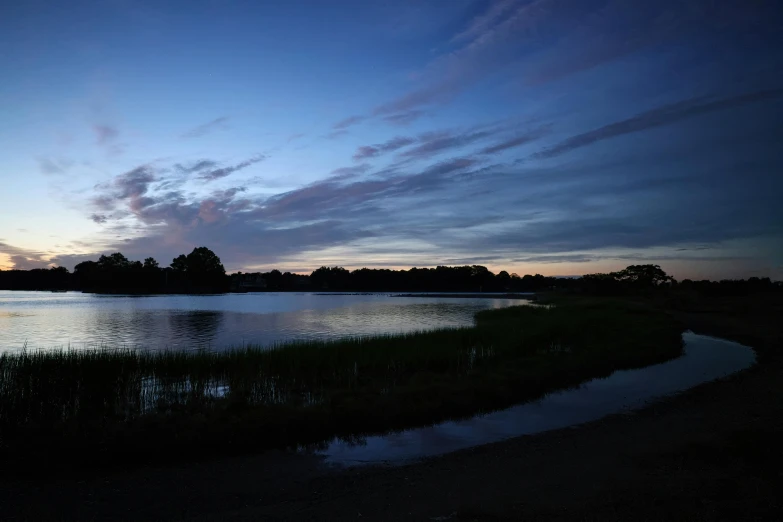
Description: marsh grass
0,300,683,472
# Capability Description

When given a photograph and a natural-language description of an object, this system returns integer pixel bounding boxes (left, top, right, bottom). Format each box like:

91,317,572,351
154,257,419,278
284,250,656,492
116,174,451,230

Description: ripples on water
0,291,531,352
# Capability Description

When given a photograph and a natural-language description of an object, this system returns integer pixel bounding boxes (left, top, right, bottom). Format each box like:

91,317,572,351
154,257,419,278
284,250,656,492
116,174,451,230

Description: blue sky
1,0,782,279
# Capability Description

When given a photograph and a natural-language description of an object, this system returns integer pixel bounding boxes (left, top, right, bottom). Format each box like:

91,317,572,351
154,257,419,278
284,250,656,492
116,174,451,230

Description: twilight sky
1,0,782,279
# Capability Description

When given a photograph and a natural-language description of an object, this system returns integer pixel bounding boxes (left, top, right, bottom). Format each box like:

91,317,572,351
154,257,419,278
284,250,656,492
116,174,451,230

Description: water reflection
0,291,530,351
315,332,756,466
167,311,223,348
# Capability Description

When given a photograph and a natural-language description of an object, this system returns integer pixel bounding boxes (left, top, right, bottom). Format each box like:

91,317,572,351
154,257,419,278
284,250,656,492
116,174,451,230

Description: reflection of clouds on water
0,291,532,351
317,333,756,466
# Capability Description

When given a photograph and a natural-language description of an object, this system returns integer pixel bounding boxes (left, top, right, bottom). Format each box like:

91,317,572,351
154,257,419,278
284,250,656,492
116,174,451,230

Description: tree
169,247,227,292
185,247,226,277
97,252,131,270
171,254,188,273
143,257,159,270
615,265,673,287
265,269,283,290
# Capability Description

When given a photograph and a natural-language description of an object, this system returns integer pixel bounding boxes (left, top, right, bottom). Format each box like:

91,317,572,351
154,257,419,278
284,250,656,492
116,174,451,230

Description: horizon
3,246,778,283
2,1,782,281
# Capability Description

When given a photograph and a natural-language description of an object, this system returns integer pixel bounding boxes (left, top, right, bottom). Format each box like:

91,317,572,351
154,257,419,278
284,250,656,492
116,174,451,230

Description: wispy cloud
373,0,562,116
181,116,230,138
174,159,219,174
533,87,783,159
480,128,549,154
351,126,510,162
383,110,426,126
450,0,521,44
352,136,416,161
329,164,372,180
94,124,118,145
400,128,499,159
332,115,366,130
37,157,73,175
198,155,266,182
324,129,349,140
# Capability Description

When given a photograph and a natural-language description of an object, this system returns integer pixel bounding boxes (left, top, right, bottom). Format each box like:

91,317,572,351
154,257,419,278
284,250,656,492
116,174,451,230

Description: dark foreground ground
2,293,781,521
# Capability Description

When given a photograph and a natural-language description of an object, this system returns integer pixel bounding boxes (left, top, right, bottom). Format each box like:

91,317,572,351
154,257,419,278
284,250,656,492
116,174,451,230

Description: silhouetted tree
171,254,188,273
169,247,228,292
615,264,673,287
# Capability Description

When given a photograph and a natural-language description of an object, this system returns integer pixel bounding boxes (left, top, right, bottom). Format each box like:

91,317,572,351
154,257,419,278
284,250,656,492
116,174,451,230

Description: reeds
0,301,684,471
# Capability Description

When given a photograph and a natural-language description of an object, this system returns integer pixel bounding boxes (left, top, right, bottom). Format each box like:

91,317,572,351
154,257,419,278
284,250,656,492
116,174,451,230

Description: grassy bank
0,300,684,472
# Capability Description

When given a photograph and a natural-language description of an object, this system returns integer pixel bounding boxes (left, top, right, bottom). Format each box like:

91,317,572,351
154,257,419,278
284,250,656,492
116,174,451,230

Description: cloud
450,0,522,45
352,136,416,161
383,110,426,126
115,166,156,199
91,165,157,213
399,128,498,159
76,91,782,275
533,87,783,159
324,129,349,140
94,124,118,145
37,157,73,175
521,1,783,86
372,0,565,116
675,246,714,252
373,83,461,117
0,242,51,270
332,115,366,130
90,213,108,224
480,128,549,154
507,252,747,264
230,156,482,226
287,133,305,142
369,0,777,121
175,159,219,174
198,155,266,181
351,127,506,162
181,116,230,138
329,164,372,180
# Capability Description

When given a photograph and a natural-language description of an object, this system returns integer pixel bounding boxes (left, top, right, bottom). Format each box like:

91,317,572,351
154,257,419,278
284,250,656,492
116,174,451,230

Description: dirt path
3,309,782,521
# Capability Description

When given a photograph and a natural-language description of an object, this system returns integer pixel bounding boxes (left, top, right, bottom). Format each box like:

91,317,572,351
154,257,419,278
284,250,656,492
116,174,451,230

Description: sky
1,0,782,280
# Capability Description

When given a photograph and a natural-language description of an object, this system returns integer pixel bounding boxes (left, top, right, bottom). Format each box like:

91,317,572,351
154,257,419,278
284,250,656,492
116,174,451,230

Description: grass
0,300,684,472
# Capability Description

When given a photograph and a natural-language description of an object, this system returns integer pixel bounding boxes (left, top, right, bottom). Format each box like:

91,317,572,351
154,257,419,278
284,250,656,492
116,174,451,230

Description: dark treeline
1,249,780,296
579,264,782,297
0,247,228,293
233,265,561,293
304,266,556,292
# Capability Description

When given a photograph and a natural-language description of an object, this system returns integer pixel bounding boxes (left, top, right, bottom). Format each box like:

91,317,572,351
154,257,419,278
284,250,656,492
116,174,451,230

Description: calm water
0,291,531,352
317,332,756,466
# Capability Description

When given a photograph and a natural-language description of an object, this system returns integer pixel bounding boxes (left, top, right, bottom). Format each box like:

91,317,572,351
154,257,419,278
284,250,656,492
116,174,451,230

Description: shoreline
0,301,682,474
2,294,780,521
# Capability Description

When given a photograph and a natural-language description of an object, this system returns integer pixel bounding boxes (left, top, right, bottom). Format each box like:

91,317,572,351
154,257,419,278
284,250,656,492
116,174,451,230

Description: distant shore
391,292,535,299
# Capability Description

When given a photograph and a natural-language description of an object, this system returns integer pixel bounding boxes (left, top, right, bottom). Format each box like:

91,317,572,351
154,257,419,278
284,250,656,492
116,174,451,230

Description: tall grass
0,301,683,471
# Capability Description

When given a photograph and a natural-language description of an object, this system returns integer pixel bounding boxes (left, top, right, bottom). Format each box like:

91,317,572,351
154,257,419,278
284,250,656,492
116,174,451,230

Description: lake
0,291,532,352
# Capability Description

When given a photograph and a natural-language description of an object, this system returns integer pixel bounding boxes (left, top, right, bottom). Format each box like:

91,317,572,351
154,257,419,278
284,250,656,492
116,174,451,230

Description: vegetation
0,300,684,471
0,246,228,293
1,252,780,295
